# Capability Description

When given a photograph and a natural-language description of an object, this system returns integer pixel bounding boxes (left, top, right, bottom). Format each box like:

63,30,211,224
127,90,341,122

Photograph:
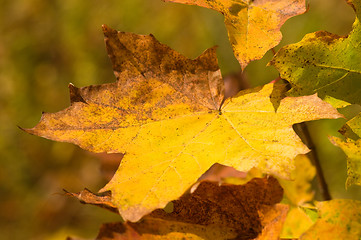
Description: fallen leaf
24,26,342,221
270,0,361,107
300,199,361,240
164,0,306,70
329,137,361,187
75,177,288,240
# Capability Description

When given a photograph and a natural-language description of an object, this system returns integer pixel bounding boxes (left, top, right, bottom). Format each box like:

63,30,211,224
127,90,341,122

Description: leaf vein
140,115,218,205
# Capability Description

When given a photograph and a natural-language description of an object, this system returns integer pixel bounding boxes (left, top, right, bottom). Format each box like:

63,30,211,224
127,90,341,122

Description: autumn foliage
23,0,361,239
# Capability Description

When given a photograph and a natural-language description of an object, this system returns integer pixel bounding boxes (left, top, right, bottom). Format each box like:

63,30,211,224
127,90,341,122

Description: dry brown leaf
68,177,287,240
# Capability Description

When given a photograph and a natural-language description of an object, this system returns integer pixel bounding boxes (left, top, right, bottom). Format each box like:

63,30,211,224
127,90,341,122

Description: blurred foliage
0,0,360,239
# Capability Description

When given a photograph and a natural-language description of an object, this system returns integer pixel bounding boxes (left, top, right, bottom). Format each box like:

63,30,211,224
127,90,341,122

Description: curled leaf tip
68,83,86,104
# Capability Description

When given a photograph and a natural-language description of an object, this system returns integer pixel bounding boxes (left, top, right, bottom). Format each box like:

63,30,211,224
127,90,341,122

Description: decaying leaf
329,136,361,187
91,206,288,240
300,199,361,240
24,25,341,221
164,0,306,69
270,0,361,107
71,177,288,240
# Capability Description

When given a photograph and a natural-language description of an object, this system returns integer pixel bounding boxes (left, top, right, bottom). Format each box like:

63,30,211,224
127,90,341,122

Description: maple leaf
164,0,306,70
68,177,288,240
270,0,361,107
24,25,342,221
299,199,361,240
329,136,361,187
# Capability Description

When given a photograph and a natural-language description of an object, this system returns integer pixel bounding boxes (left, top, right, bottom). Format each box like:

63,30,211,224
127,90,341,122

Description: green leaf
270,0,361,107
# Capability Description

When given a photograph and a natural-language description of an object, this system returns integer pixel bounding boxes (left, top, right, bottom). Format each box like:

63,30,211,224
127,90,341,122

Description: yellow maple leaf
24,26,341,221
164,0,306,69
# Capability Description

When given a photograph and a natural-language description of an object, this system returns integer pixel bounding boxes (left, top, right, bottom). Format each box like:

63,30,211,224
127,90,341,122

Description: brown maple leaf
67,176,288,240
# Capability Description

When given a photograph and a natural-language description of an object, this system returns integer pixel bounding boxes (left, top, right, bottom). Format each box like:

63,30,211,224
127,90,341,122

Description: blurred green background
1,0,360,239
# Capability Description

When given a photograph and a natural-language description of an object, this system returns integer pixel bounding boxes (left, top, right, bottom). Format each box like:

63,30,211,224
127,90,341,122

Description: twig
295,122,332,201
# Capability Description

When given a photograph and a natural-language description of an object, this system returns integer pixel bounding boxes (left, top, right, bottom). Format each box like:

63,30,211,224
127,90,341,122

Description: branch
295,122,332,201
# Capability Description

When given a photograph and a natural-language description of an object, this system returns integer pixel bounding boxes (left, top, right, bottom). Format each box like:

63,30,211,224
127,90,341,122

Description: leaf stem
296,122,332,201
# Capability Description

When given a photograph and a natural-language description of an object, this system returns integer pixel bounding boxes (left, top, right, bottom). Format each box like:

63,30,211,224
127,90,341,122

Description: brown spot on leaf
314,31,345,44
